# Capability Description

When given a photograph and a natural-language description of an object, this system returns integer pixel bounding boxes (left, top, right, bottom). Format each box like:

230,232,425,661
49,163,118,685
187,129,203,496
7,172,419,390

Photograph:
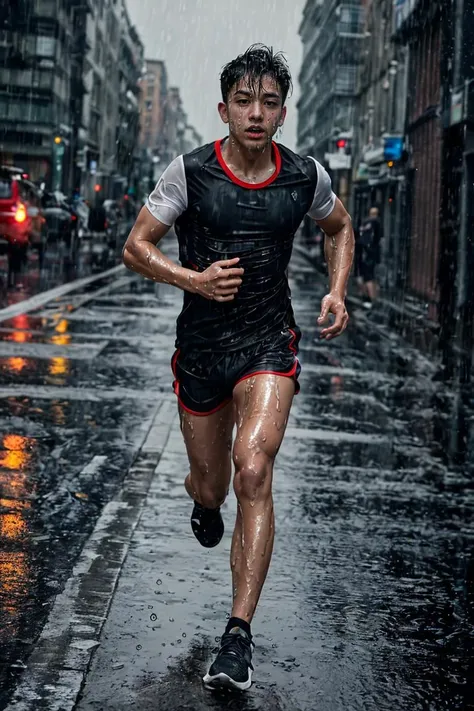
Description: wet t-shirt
146,139,336,352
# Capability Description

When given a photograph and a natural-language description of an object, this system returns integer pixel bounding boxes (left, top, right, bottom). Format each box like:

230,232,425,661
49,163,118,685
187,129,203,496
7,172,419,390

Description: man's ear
218,101,229,124
279,106,287,127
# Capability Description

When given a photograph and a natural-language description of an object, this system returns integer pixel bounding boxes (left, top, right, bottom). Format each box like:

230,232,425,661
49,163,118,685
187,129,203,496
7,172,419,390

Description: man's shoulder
183,141,216,165
276,143,318,179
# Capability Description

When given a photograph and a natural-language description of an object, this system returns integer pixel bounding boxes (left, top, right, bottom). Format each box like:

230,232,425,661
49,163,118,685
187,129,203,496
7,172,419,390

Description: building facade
138,59,168,155
115,2,144,200
297,0,365,206
352,0,409,292
394,0,442,312
438,0,474,379
0,0,145,201
0,0,77,188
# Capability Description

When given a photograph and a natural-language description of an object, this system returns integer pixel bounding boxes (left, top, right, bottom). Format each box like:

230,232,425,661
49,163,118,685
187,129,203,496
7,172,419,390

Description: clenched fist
191,257,244,302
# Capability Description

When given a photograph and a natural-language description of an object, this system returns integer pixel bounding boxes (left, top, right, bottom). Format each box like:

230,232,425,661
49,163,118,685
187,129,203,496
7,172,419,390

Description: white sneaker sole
202,670,252,691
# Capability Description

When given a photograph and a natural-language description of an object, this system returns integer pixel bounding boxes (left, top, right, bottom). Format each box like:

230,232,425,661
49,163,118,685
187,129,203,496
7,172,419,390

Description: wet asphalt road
1,234,473,710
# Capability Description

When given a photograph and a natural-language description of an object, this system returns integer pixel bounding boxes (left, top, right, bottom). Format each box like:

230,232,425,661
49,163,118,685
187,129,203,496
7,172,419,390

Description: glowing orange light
387,160,394,168
54,136,62,144
94,184,102,192
0,512,28,540
6,356,28,373
55,319,69,334
14,203,27,224
49,357,68,376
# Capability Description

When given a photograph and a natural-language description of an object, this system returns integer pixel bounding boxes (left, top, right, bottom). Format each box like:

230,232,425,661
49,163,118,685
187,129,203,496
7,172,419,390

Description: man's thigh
232,374,295,464
179,402,234,482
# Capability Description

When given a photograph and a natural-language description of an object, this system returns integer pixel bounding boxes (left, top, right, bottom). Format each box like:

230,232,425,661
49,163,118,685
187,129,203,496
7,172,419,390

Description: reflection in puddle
6,357,29,374
51,400,68,425
0,434,36,647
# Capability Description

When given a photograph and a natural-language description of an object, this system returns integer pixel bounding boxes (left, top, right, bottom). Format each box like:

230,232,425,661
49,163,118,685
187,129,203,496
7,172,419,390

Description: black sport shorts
171,327,302,416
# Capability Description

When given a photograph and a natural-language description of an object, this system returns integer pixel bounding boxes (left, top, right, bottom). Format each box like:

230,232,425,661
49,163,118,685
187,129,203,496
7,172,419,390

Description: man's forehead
231,75,281,97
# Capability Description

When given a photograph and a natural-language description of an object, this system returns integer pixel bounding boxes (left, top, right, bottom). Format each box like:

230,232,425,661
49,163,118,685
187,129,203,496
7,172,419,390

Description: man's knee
232,453,273,502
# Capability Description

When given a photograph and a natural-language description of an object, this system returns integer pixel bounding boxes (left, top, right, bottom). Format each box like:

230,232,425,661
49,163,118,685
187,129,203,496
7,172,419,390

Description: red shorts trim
176,396,233,417
234,359,299,389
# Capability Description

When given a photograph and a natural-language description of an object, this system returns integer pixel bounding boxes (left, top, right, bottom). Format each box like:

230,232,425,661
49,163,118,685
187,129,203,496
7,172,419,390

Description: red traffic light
336,139,347,149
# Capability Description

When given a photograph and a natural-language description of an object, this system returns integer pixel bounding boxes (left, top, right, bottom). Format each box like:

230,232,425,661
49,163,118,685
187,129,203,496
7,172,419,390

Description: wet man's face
218,75,287,151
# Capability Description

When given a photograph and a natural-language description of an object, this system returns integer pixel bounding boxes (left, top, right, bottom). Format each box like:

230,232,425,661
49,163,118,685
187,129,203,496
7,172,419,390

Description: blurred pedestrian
123,44,354,691
356,206,383,308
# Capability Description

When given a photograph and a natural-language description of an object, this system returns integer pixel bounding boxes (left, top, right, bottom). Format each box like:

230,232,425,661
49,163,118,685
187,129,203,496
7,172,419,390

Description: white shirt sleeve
145,155,188,226
306,157,337,221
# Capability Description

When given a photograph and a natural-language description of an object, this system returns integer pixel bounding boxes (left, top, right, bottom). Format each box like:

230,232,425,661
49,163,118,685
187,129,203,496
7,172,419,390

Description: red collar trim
214,138,282,189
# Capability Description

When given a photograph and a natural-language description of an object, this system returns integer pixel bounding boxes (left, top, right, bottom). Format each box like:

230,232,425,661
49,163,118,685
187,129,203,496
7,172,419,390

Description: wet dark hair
220,44,293,105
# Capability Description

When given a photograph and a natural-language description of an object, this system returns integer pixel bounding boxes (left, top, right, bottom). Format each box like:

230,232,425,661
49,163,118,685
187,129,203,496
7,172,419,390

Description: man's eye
266,102,277,107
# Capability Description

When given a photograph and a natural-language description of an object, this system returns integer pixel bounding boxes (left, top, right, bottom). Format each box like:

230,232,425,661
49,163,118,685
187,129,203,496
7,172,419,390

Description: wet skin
183,373,295,624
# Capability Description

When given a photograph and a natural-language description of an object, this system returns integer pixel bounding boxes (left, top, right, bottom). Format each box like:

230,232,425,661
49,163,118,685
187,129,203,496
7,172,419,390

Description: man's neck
221,136,275,179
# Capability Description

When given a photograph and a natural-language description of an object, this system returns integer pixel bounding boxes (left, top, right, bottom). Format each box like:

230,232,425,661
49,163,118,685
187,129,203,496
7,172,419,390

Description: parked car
41,191,79,257
0,166,48,279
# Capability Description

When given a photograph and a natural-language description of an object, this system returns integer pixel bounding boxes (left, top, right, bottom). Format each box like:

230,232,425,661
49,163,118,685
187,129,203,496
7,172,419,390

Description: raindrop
136,645,142,651
150,614,157,622
148,605,153,610
169,617,174,622
182,633,186,638
177,639,182,644
156,579,162,586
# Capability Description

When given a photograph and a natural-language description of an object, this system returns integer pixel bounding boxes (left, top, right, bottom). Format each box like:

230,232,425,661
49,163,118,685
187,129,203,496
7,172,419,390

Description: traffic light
334,135,352,155
54,136,62,145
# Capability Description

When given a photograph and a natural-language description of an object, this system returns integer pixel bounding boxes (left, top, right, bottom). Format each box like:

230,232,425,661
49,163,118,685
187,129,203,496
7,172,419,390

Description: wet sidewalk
5,241,474,711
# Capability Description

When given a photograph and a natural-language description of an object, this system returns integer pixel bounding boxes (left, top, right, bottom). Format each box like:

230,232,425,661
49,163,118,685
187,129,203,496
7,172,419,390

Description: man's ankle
225,616,252,638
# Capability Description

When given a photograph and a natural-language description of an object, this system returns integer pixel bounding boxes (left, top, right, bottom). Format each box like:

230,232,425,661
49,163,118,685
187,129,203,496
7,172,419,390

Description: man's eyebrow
233,89,281,99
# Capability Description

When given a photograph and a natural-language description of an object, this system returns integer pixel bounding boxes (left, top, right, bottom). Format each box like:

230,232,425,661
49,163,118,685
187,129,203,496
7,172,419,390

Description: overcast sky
126,0,306,150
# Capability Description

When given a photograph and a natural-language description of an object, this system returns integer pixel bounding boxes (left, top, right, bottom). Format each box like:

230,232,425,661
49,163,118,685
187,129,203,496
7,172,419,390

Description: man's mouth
245,127,266,138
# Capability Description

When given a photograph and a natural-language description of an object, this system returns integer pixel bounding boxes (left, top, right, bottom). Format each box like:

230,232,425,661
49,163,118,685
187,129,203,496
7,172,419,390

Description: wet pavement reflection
1,237,473,710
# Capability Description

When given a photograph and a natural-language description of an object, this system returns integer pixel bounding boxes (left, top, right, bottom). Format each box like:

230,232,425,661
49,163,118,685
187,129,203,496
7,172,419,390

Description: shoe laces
219,631,255,668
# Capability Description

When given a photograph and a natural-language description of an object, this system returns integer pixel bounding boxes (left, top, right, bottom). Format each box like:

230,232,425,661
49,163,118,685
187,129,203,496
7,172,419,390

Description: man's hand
192,257,244,302
317,292,349,340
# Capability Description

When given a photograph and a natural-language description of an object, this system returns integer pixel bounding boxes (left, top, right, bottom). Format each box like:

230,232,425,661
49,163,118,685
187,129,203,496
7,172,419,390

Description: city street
0,236,472,711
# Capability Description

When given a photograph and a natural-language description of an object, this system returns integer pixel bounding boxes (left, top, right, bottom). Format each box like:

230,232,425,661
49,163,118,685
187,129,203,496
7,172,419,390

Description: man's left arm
314,198,355,340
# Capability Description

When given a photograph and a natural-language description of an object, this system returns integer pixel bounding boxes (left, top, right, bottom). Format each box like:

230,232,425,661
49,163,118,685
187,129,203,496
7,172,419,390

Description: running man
123,44,354,691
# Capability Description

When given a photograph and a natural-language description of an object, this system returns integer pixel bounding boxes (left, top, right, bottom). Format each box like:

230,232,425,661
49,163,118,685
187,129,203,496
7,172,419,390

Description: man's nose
249,102,263,120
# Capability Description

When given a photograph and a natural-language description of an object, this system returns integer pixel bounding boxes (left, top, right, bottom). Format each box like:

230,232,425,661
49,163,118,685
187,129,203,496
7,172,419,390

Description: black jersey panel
174,142,318,351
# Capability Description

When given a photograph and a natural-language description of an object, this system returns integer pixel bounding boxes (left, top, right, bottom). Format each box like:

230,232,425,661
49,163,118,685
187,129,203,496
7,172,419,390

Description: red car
0,166,48,275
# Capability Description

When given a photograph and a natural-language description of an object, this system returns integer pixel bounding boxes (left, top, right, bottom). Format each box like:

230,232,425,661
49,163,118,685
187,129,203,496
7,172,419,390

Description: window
335,65,357,94
95,30,103,65
0,178,12,199
36,36,56,58
147,84,154,98
146,100,153,111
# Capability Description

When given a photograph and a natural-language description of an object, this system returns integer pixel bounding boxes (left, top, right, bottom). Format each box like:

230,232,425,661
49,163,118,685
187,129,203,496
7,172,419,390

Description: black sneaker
191,502,224,548
203,627,254,691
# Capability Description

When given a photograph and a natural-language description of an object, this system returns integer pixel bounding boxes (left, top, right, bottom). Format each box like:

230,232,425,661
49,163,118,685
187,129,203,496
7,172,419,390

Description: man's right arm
122,207,198,293
123,206,244,302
